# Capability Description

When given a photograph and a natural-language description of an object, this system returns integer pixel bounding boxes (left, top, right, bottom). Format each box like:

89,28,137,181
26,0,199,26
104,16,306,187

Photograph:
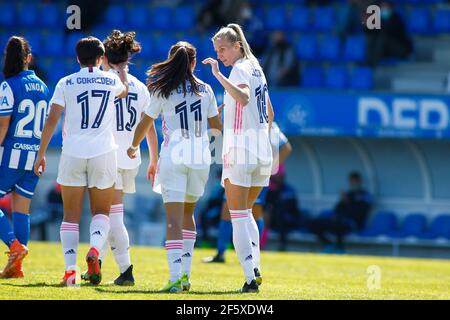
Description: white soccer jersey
50,67,124,159
222,58,272,163
111,71,150,169
145,79,218,169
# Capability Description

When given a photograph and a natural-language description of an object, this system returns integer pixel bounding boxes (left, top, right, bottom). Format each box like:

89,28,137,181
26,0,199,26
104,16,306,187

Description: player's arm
34,104,64,176
208,115,222,132
0,116,11,146
267,96,275,137
145,116,158,183
202,58,250,106
278,141,292,164
112,62,129,99
128,114,154,159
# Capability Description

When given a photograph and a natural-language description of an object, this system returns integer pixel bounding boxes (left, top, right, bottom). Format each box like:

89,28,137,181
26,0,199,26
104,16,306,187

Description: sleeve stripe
0,109,13,114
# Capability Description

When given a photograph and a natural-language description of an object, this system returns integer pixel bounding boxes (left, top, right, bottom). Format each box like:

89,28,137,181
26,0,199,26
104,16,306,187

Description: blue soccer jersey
0,70,50,171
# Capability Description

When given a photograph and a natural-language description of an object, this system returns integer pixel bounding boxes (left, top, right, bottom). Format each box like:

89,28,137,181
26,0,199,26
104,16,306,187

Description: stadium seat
137,33,155,59
24,32,42,56
350,67,373,90
325,66,348,89
18,3,38,27
153,34,178,60
127,5,149,29
264,6,287,30
434,9,450,33
358,211,398,237
296,34,317,61
151,6,172,30
318,209,335,218
301,66,324,88
45,61,67,83
42,32,65,56
173,7,196,30
40,3,61,28
103,5,126,28
417,214,450,240
312,7,335,32
387,213,427,238
343,35,366,62
318,35,341,61
65,32,87,56
0,4,15,27
408,8,431,34
288,6,310,31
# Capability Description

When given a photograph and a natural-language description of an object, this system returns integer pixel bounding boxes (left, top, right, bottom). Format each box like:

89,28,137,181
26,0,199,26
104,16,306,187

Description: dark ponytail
103,30,141,65
146,41,200,99
3,36,31,79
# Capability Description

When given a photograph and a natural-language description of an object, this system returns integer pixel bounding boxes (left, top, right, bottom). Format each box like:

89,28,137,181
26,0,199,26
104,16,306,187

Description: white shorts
115,167,139,194
57,150,117,190
222,148,272,188
154,157,209,203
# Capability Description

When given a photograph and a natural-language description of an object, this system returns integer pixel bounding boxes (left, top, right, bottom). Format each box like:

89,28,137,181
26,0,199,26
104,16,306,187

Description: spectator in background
264,164,304,252
336,0,373,38
197,0,242,32
47,183,63,222
237,1,266,57
365,0,413,67
307,171,372,253
262,31,300,87
198,170,225,242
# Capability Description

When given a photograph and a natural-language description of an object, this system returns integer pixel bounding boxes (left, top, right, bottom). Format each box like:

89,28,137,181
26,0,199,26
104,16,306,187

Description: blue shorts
0,166,39,199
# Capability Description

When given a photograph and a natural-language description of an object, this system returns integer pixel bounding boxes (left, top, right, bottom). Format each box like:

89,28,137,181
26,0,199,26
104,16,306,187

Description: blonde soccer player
79,30,157,286
203,23,274,293
128,41,222,293
34,36,128,286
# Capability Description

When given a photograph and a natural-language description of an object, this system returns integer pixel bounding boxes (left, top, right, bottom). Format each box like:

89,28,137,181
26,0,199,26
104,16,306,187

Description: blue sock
217,219,232,257
13,212,30,245
0,209,16,247
256,218,264,240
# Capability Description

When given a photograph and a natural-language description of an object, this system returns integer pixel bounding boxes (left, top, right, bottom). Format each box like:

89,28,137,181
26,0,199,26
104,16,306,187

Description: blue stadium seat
153,34,178,60
350,67,373,90
46,61,67,83
358,211,398,237
343,35,366,62
318,35,341,61
65,32,86,56
173,6,196,30
137,34,155,59
319,209,335,218
296,34,317,61
434,9,450,33
408,8,431,34
24,32,42,56
151,6,172,30
325,66,348,89
103,5,126,28
0,4,15,27
42,32,65,56
313,7,335,32
199,36,217,60
127,5,149,29
264,6,287,30
288,7,310,31
40,3,61,28
387,213,427,238
417,214,450,239
19,3,38,27
301,66,324,88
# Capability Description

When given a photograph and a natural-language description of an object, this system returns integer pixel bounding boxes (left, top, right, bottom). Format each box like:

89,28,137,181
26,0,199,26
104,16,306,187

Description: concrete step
391,77,447,94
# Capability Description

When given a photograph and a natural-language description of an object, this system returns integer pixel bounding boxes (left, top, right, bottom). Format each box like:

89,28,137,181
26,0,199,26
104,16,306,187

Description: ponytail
212,23,260,67
146,41,200,99
3,36,31,79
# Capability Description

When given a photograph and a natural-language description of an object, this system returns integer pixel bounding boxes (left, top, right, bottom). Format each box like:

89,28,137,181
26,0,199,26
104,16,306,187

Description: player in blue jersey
0,36,50,278
203,122,292,264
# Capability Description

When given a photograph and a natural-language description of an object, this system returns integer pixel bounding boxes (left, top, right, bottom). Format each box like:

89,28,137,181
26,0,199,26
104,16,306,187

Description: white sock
247,208,261,271
60,222,79,271
165,240,183,282
99,236,109,262
109,204,131,273
230,209,255,284
89,214,110,253
181,229,196,277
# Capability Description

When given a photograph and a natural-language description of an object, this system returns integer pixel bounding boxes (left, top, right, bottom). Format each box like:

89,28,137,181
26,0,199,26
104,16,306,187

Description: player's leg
180,197,198,291
84,150,116,285
247,186,263,284
59,185,85,284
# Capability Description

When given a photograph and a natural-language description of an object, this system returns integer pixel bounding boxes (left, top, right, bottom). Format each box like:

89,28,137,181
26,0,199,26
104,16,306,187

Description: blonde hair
212,23,260,67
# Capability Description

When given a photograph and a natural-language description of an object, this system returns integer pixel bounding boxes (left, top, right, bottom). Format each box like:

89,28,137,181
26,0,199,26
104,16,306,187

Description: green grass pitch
1,241,449,300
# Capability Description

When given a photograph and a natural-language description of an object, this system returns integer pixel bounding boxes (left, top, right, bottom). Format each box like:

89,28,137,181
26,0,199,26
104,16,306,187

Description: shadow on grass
94,287,240,295
0,282,102,288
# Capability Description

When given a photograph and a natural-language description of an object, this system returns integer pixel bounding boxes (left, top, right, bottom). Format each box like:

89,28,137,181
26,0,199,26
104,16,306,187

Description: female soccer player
203,23,274,293
34,36,128,285
0,36,50,278
79,30,157,286
128,41,222,293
